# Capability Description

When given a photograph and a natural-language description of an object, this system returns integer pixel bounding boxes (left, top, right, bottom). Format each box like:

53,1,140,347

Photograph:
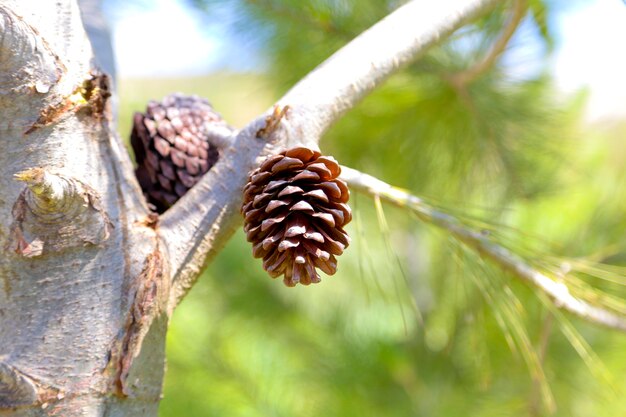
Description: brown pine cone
242,147,351,287
131,93,228,213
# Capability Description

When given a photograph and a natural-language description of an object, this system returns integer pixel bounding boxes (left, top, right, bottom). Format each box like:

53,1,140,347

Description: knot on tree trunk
7,168,113,257
0,362,38,409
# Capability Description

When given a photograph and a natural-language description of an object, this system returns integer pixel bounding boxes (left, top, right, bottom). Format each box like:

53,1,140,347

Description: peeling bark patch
7,169,113,257
0,362,62,411
24,70,111,134
112,247,167,396
0,361,38,409
23,98,74,135
256,105,290,139
80,70,111,118
137,213,160,230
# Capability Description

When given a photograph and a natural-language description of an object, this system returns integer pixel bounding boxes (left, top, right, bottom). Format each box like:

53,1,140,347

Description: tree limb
340,166,626,333
160,0,504,308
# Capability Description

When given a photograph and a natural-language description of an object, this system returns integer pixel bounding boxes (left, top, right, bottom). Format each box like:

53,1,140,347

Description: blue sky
105,0,626,120
550,0,626,119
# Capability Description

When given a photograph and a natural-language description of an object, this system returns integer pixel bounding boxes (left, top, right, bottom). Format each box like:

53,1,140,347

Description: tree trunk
0,0,166,415
0,0,504,415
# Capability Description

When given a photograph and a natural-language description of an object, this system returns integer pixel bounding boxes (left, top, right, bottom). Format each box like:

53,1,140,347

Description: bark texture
0,0,503,415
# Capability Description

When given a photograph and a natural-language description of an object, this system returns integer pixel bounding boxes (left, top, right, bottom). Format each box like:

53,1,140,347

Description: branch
160,0,504,308
340,166,626,333
448,0,527,86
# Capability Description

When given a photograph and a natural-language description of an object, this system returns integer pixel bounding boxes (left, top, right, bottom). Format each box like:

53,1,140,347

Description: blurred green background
114,1,626,416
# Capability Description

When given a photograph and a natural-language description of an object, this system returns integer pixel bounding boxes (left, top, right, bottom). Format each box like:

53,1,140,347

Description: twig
160,0,504,308
340,166,626,333
448,0,527,86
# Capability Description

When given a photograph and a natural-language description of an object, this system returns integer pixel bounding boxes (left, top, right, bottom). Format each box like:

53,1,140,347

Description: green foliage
117,1,626,415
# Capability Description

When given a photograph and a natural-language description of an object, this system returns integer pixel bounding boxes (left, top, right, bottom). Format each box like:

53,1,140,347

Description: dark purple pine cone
131,93,229,213
242,147,351,287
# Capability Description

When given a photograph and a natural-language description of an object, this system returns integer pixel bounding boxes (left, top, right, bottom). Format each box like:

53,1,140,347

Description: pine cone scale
143,118,157,137
292,170,320,181
260,155,284,171
266,199,289,213
271,157,304,173
306,162,332,177
154,137,171,157
159,161,175,180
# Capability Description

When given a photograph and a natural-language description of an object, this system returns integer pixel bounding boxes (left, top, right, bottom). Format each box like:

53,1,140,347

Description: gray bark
0,0,501,415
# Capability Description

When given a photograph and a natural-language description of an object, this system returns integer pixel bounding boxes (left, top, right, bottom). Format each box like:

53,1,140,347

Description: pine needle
353,193,372,304
374,195,409,334
471,253,556,413
538,292,621,397
451,244,519,358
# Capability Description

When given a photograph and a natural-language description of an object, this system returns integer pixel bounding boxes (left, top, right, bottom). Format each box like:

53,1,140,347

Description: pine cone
242,147,351,287
131,93,228,213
